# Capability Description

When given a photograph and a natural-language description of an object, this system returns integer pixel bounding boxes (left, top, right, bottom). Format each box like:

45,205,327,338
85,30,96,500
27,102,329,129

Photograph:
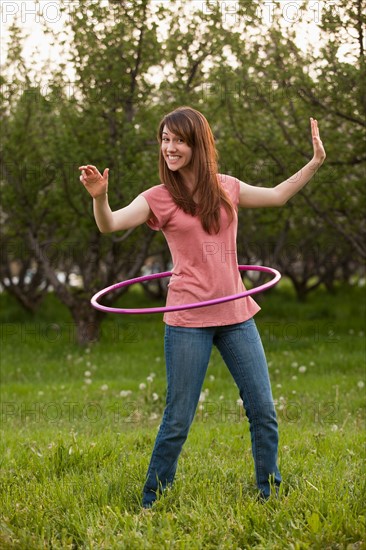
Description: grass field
0,282,365,549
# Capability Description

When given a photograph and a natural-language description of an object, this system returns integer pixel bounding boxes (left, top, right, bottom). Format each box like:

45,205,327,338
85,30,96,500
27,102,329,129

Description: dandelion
152,392,159,401
84,370,92,377
149,372,156,378
209,375,215,382
199,392,206,403
146,376,154,383
292,375,298,381
219,395,224,400
357,380,365,389
84,378,92,385
331,424,338,432
139,383,146,391
298,365,307,374
120,390,132,398
237,398,243,406
291,361,298,368
276,383,282,388
149,413,159,421
100,384,108,391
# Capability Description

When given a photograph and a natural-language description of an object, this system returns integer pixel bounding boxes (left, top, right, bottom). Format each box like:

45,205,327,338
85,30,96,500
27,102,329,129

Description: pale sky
0,0,339,86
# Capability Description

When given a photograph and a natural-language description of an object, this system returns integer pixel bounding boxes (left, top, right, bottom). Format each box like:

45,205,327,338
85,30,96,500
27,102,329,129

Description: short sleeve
218,174,240,207
139,185,175,231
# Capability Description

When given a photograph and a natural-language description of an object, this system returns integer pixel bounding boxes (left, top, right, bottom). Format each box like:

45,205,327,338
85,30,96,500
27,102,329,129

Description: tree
1,1,165,343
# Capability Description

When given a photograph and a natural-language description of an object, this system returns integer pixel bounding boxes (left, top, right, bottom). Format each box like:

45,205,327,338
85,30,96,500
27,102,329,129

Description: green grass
0,282,365,549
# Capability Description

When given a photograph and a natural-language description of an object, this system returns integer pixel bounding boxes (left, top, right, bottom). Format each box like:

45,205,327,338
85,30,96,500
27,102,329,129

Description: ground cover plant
0,282,365,549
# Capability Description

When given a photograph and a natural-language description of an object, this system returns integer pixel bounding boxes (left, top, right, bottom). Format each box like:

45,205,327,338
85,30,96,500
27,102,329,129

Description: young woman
79,107,326,508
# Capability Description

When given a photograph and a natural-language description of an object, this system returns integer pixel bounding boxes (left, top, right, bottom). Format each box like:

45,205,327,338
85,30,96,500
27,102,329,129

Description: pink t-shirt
139,174,260,327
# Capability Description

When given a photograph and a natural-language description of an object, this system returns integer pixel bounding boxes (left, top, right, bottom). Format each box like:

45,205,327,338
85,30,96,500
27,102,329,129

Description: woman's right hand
79,165,109,198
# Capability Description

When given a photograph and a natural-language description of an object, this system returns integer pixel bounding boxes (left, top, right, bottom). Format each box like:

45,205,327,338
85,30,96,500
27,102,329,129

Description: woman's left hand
311,117,326,165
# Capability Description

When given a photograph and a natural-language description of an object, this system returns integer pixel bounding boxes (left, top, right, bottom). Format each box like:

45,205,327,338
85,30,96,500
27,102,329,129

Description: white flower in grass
149,413,159,421
146,376,154,383
292,375,298,381
291,362,298,368
310,361,315,366
198,404,204,411
237,398,243,406
331,424,338,432
357,380,365,389
152,393,159,401
149,372,156,378
209,375,215,382
219,395,224,400
84,378,92,385
276,383,282,389
100,384,108,391
120,390,132,398
139,383,146,391
84,370,92,377
199,392,206,403
298,365,307,374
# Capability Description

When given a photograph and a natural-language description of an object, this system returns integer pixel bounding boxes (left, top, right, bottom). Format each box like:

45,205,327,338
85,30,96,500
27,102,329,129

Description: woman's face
161,125,193,173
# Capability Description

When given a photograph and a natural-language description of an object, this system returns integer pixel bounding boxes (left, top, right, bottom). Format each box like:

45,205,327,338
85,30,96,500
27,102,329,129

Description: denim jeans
142,318,281,507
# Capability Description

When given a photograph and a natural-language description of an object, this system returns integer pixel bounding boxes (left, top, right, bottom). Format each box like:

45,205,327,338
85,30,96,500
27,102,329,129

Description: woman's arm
79,164,151,233
239,118,326,208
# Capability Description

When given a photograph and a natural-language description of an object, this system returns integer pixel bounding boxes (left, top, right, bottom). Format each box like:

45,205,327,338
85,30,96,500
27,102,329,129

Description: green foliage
1,0,365,339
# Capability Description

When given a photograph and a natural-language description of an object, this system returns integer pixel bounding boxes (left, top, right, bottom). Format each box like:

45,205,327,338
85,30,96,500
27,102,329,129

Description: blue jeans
142,318,281,507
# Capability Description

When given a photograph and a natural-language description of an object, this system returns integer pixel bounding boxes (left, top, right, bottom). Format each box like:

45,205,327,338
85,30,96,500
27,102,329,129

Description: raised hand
79,165,109,198
310,118,326,165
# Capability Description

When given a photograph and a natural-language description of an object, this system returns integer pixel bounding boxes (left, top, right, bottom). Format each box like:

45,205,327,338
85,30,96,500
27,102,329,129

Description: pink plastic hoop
91,265,281,314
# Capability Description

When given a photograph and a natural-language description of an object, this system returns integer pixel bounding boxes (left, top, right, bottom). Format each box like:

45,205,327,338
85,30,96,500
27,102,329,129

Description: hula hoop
91,265,281,315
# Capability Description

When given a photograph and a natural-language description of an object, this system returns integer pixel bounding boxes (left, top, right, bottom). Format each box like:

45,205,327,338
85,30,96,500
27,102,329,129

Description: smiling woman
161,127,193,171
79,105,325,509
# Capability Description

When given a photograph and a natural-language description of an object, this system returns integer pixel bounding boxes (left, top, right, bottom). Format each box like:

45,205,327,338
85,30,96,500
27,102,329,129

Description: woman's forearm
93,193,115,233
275,157,324,205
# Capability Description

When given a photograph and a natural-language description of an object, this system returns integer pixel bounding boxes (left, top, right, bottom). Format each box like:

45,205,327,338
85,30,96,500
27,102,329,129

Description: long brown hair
157,106,234,234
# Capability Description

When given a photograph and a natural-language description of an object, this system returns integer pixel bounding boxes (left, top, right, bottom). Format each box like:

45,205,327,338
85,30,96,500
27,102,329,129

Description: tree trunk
71,300,105,346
